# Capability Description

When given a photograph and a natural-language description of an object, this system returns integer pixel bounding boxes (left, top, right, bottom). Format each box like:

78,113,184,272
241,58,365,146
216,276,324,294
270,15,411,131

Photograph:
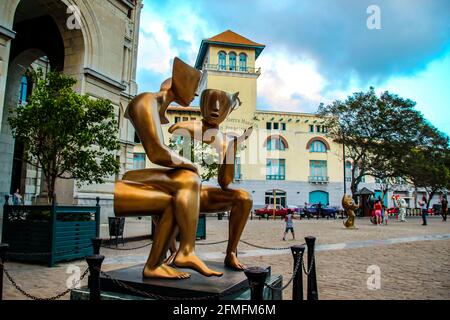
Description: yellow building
134,30,419,209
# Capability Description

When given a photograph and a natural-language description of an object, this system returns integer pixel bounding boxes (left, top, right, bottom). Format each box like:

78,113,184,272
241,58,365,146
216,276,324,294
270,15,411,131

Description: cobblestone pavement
2,217,449,300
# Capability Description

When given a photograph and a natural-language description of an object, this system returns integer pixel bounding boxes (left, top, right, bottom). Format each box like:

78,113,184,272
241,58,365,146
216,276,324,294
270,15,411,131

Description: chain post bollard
305,236,318,300
0,243,9,301
86,254,104,301
244,267,269,301
91,238,102,255
291,245,305,301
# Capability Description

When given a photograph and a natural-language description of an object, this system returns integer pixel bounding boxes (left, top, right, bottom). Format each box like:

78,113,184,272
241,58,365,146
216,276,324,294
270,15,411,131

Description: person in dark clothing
441,195,448,222
317,202,323,220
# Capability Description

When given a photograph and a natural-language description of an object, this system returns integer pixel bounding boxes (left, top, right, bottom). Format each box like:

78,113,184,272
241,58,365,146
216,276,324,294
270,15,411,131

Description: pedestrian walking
441,195,448,222
374,200,382,225
282,209,295,241
317,202,323,220
419,195,428,226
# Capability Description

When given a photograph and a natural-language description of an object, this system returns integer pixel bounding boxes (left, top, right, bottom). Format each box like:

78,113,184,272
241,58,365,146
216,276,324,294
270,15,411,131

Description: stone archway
0,0,87,204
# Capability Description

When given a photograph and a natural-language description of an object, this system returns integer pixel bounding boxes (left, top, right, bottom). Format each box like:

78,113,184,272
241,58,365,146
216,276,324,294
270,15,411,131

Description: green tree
8,70,120,204
319,87,430,199
168,138,219,182
402,124,450,209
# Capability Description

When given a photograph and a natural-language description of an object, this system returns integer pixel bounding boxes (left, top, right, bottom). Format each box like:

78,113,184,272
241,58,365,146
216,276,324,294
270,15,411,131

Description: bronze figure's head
158,57,201,124
170,57,201,106
200,89,241,126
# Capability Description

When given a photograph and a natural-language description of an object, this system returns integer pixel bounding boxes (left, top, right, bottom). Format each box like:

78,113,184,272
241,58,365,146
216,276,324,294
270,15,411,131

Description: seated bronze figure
169,89,253,270
114,58,222,279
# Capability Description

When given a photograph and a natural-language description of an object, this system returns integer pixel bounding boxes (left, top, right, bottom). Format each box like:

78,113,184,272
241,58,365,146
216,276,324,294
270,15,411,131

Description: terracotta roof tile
207,30,264,47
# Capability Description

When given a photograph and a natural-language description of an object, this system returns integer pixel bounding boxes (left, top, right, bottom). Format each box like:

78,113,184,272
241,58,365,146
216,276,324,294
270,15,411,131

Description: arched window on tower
218,51,226,70
266,136,287,151
239,53,247,71
310,140,327,153
229,52,236,71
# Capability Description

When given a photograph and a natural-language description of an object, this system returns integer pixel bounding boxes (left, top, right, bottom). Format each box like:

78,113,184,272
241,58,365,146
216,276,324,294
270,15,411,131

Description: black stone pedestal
99,261,254,300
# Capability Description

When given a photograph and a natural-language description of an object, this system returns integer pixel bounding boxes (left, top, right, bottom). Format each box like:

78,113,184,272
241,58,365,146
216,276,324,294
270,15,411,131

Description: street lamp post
342,128,347,195
272,188,276,220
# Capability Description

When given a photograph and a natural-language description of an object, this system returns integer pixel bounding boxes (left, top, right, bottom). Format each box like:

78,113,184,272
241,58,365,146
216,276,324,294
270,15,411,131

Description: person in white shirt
418,195,428,226
282,209,296,241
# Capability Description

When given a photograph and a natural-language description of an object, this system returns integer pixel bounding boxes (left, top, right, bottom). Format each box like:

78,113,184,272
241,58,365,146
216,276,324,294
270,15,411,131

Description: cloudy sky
136,0,450,135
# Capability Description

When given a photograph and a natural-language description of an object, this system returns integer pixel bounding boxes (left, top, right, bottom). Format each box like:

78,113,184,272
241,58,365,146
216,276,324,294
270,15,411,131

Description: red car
255,204,289,217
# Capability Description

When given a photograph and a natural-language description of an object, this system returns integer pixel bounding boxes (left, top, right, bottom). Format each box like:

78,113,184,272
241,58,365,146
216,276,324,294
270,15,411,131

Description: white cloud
137,9,178,74
257,48,326,112
137,2,213,75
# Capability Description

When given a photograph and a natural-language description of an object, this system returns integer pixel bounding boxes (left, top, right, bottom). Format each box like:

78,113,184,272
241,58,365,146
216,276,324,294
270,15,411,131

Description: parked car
287,205,300,214
303,204,339,219
254,204,289,218
386,207,399,215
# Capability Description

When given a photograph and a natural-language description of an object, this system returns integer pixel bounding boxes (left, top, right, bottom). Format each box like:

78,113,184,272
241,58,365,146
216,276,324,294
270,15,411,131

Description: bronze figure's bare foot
143,263,191,279
164,251,177,266
174,253,223,277
225,252,246,270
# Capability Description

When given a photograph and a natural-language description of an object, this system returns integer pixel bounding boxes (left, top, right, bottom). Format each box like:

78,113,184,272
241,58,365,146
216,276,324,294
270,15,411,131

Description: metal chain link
264,251,303,291
302,254,315,275
2,262,89,301
195,240,228,246
100,242,153,251
239,240,292,251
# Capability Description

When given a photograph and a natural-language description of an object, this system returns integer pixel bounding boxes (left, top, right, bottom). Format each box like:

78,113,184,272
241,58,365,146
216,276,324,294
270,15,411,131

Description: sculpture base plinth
71,261,283,300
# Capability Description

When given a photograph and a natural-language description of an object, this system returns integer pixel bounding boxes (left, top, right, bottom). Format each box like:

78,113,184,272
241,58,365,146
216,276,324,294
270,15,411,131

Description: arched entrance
309,190,329,206
0,0,85,204
265,189,287,207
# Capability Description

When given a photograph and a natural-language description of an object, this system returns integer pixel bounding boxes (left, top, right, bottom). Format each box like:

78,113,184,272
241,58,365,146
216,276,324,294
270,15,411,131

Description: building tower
194,30,265,122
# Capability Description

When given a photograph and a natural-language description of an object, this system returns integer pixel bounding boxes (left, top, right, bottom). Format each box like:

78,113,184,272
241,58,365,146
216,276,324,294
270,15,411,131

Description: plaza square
0,0,449,307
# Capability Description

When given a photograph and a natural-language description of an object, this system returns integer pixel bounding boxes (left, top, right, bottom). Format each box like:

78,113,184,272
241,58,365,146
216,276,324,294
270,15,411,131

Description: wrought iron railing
203,64,261,74
266,175,285,180
308,176,329,183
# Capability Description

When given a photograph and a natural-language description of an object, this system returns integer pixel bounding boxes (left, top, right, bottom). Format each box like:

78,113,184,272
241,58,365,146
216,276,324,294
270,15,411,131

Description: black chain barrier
1,237,318,300
302,254,315,275
100,242,153,250
240,240,306,251
195,240,228,245
264,251,303,291
1,262,89,301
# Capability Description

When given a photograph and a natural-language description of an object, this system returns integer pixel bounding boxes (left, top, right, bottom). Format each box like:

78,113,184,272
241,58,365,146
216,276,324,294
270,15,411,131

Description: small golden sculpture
342,194,359,228
169,89,253,270
114,58,222,279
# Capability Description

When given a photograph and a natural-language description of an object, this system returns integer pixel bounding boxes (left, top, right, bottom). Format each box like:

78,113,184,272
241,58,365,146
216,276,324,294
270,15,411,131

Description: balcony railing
308,176,329,183
203,64,261,74
266,175,285,180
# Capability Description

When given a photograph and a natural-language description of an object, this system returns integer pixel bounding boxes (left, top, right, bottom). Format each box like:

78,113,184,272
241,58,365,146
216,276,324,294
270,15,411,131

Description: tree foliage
318,87,449,203
168,138,219,182
8,70,120,203
401,125,450,208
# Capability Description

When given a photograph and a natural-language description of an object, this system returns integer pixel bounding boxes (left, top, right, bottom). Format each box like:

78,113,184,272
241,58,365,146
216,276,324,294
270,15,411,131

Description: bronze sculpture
114,58,222,279
342,194,359,228
169,89,253,270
